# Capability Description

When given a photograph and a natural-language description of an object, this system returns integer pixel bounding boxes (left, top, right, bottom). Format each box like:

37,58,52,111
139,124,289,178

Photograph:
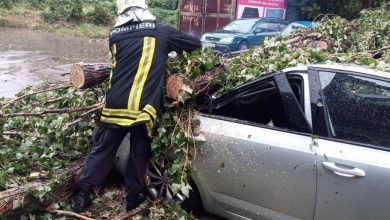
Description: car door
193,73,317,220
247,21,271,46
309,68,390,220
249,20,283,47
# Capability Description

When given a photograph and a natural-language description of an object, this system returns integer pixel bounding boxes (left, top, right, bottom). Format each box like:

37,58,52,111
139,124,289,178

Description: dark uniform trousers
80,125,151,193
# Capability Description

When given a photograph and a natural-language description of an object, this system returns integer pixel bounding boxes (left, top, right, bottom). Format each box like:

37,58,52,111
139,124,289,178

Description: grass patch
0,4,43,28
58,23,111,38
9,3,36,16
32,22,111,38
0,4,111,39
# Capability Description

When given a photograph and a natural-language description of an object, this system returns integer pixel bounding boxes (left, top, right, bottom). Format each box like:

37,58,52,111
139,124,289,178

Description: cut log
0,161,84,218
70,63,111,89
166,74,185,100
70,63,220,100
284,33,322,45
316,40,330,51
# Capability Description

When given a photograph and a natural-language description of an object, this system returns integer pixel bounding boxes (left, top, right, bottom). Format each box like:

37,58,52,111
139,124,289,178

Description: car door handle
322,162,366,178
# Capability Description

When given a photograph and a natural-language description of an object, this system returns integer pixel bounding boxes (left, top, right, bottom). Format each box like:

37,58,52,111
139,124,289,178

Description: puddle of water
0,27,109,98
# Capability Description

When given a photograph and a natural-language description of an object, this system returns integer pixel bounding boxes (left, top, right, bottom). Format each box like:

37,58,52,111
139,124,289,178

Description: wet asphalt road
0,27,109,98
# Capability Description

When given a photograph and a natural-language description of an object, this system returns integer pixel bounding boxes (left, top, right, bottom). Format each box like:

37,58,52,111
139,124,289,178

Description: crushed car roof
283,64,390,79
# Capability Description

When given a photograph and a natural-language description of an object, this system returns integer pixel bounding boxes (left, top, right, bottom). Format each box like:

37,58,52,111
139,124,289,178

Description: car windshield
223,19,257,33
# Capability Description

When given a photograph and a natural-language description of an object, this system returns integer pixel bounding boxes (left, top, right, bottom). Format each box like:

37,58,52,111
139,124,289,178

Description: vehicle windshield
223,19,257,33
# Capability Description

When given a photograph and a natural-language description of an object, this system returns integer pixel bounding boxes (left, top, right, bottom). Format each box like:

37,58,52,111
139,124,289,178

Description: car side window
288,75,305,111
256,21,280,32
319,71,390,148
210,76,308,133
268,21,280,32
256,22,270,32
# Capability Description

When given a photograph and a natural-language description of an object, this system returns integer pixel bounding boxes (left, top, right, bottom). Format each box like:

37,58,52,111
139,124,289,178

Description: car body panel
314,138,390,220
284,64,390,79
193,116,316,220
202,30,247,51
246,32,267,48
191,65,390,220
307,66,390,220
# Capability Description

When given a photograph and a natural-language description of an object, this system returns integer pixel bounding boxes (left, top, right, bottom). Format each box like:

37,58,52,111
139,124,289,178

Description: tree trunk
0,161,84,218
70,63,111,89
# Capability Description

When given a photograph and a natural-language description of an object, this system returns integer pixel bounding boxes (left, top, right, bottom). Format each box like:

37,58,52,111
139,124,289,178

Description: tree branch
328,45,390,57
365,45,390,54
1,103,103,118
3,85,71,108
46,208,96,220
32,97,65,107
2,131,21,135
63,105,103,129
112,199,163,220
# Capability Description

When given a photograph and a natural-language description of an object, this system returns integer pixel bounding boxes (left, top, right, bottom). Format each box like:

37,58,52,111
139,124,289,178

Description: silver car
116,64,390,220
190,64,390,220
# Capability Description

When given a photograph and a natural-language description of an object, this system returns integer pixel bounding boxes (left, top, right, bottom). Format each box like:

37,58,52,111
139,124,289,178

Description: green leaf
180,184,192,198
171,183,181,194
13,199,22,210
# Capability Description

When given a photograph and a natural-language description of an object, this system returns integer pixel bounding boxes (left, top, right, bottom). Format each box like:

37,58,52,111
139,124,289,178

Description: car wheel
238,42,249,51
145,161,185,203
181,178,207,217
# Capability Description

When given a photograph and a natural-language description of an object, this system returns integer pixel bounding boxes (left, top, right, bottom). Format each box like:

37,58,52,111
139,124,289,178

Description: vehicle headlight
219,36,235,43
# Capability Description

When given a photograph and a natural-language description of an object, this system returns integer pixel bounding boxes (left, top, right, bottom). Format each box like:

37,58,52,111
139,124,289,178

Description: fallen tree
1,3,390,219
0,161,84,218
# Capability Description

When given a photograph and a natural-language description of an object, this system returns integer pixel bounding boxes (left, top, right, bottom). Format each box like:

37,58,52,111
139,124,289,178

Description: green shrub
0,0,15,9
41,0,83,23
85,1,115,25
150,7,178,27
28,0,46,9
149,0,178,10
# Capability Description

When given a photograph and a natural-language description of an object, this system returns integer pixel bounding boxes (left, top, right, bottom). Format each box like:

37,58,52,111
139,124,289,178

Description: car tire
238,42,249,51
181,178,206,217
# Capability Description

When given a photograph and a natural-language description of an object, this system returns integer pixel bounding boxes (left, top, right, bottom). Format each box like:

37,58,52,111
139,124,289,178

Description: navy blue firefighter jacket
101,20,201,137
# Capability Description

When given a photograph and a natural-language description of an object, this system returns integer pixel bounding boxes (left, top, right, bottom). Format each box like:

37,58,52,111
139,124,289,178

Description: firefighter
73,0,201,213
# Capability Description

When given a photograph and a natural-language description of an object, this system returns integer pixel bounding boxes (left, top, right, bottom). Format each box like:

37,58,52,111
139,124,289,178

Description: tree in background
0,0,18,9
149,0,179,27
84,0,116,25
0,0,179,26
149,0,178,10
41,0,83,23
286,0,389,21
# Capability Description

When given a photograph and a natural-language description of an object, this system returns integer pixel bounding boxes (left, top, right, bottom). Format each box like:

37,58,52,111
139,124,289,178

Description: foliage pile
1,4,390,219
0,83,103,187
